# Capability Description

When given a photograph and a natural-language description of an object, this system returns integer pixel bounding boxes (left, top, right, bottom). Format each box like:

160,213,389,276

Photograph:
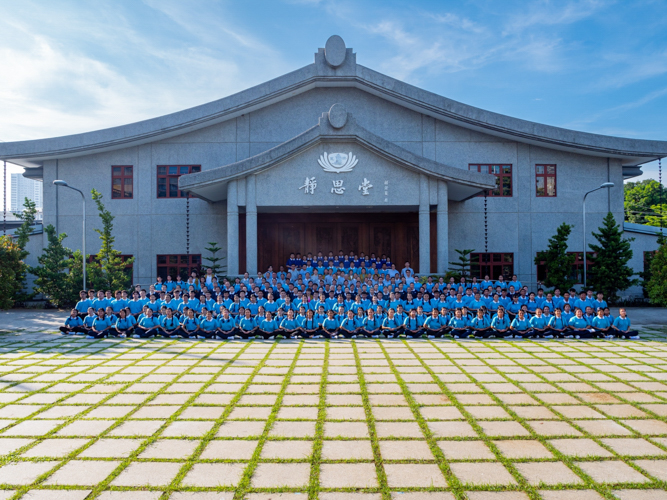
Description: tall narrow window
112,166,133,199
469,164,513,197
157,165,201,198
536,164,557,197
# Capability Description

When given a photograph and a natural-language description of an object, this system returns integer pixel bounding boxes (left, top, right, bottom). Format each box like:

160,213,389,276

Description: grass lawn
0,328,665,499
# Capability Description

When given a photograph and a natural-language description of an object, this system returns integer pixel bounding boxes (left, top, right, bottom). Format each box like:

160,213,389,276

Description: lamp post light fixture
583,182,614,288
53,180,86,290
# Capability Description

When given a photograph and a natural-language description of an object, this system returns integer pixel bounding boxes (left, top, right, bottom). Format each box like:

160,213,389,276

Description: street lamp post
53,180,86,290
583,182,614,288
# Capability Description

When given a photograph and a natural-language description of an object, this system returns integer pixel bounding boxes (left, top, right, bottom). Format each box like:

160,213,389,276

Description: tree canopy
534,223,576,291
588,212,637,303
624,180,665,225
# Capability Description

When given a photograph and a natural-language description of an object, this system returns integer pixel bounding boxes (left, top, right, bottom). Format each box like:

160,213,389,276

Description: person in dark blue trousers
60,309,86,335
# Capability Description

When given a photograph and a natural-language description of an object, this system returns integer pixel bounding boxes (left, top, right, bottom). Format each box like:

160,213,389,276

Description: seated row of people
60,303,638,340
74,286,609,324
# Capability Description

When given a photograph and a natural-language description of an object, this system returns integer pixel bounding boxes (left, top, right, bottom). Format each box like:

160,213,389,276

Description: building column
437,180,449,274
226,180,239,276
246,175,257,276
419,174,431,275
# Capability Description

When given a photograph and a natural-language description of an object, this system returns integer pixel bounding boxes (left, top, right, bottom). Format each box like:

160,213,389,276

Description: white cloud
502,0,609,35
0,1,292,142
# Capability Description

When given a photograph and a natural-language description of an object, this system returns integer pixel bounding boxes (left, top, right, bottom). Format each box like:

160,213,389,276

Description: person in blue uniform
258,312,279,339
529,308,550,338
279,310,301,339
89,309,113,339
92,291,109,312
491,307,511,338
82,307,97,333
134,308,161,338
300,309,320,339
381,308,402,338
114,309,136,337
568,308,595,339
338,310,358,338
238,309,258,339
179,309,199,338
217,310,237,339
525,293,539,315
470,309,491,338
506,296,521,320
573,292,592,313
468,293,486,315
197,310,219,339
361,309,383,337
547,308,569,338
423,309,447,338
128,292,145,317
509,310,532,339
402,309,423,338
591,308,613,338
612,308,639,339
60,309,86,335
110,290,127,313
322,310,340,338
354,307,366,332
448,308,470,339
75,291,91,318
160,309,182,338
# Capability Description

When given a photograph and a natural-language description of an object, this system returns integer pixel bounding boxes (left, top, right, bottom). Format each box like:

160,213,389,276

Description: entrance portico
180,104,496,277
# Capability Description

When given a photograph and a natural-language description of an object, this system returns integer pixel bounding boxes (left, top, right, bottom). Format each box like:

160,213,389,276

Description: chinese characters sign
297,152,386,200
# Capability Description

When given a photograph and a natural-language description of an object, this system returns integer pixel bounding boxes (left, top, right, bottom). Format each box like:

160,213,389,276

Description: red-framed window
536,164,557,197
112,166,133,199
536,251,595,284
471,253,514,280
157,165,201,198
157,254,201,281
469,164,512,197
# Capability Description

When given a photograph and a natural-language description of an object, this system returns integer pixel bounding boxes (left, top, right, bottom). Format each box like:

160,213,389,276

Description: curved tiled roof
1,36,665,170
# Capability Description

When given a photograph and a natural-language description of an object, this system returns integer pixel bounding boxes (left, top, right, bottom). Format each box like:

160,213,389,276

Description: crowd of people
60,250,640,341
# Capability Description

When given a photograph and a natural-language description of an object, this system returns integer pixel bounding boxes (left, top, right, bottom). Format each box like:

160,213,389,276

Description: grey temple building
1,36,666,294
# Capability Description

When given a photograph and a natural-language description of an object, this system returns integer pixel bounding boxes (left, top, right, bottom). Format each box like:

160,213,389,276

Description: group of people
59,250,640,341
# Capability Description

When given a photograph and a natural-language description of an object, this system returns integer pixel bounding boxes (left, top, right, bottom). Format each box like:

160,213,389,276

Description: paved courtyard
0,329,665,499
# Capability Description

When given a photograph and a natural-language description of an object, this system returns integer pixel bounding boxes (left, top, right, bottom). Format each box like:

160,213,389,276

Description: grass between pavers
417,340,623,499
483,340,667,486
307,340,329,499
389,340,534,499
230,341,303,498
0,336,252,497
0,334,664,498
351,340,391,499
421,338,667,496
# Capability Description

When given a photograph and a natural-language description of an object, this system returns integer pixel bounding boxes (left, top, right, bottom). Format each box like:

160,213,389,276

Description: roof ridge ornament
324,35,346,68
328,103,347,129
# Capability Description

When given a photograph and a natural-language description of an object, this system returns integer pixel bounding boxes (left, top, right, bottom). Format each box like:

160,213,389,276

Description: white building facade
1,36,665,293
10,173,42,212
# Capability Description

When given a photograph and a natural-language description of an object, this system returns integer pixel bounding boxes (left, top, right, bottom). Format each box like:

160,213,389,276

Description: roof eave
1,36,666,167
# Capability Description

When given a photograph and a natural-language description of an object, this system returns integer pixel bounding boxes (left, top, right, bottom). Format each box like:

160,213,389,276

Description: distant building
11,173,42,212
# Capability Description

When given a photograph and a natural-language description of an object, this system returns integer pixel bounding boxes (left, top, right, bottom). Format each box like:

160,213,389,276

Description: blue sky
1,0,666,199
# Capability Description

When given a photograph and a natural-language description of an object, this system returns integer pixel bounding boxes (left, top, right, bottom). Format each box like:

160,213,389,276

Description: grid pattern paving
0,331,665,499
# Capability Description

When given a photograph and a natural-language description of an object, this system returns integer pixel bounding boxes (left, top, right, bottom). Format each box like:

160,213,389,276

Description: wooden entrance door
247,212,423,273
